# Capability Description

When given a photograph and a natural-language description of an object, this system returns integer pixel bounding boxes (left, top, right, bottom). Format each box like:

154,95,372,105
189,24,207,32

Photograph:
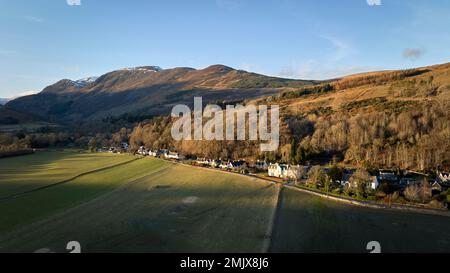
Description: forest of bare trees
125,98,449,172
300,101,450,170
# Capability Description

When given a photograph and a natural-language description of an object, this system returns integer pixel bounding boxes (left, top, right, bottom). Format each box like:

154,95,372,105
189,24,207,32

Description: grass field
1,151,450,253
0,152,170,233
0,154,278,253
270,188,450,253
0,150,137,199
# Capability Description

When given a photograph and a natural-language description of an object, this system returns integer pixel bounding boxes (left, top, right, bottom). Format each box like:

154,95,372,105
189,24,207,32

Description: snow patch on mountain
73,76,99,87
61,76,99,88
121,66,163,73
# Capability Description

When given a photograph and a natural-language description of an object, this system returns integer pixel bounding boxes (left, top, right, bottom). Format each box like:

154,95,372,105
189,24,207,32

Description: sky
0,0,449,98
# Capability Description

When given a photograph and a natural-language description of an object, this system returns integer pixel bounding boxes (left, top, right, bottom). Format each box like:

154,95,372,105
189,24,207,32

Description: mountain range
5,65,315,125
2,61,449,169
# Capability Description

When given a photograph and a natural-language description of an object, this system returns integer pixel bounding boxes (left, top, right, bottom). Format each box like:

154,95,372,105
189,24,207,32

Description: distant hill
0,98,10,105
6,65,316,124
0,105,60,133
0,106,41,125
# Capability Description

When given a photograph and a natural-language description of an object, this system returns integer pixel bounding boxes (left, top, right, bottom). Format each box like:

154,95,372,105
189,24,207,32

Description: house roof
230,160,246,167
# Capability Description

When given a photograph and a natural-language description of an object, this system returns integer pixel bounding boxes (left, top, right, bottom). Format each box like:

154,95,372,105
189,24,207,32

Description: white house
165,151,184,160
370,176,380,190
268,163,301,180
196,158,210,165
121,142,129,150
137,146,149,155
438,172,450,183
268,163,287,178
210,159,222,168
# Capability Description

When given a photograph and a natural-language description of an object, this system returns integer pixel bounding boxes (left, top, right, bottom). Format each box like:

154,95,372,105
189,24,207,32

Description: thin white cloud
67,0,81,6
319,35,355,63
367,0,382,6
24,16,44,23
279,61,379,80
216,0,241,10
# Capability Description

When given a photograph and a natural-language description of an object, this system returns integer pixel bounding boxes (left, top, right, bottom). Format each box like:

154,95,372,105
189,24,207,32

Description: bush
428,200,447,209
375,190,387,199
332,188,342,195
366,196,377,201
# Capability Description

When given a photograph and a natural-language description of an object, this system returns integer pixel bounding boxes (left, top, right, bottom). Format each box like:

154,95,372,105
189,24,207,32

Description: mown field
0,150,136,199
270,188,450,253
0,152,170,233
0,152,278,253
1,151,450,253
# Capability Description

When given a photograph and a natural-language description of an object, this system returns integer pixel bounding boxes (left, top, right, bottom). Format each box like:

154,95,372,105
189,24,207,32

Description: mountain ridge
6,64,316,124
5,62,450,131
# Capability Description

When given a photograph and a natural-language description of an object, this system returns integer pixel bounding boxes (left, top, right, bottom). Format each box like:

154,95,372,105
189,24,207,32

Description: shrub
428,200,446,209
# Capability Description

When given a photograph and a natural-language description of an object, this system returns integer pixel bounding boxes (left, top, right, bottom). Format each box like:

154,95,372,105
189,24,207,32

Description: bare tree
404,183,420,202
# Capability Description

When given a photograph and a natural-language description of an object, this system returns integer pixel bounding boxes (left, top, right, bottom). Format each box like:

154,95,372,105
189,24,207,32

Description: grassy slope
271,188,450,253
279,63,450,115
0,151,136,199
0,164,278,253
0,154,170,233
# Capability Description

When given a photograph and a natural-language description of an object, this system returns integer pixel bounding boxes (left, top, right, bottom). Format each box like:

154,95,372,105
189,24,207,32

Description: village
103,145,450,210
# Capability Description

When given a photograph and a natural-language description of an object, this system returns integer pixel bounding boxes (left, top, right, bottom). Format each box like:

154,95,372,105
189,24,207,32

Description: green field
0,153,170,233
0,152,277,253
1,151,450,253
270,188,450,253
0,150,136,199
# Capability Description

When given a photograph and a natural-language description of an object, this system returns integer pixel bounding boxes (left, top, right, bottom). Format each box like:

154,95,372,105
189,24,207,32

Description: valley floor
0,151,449,253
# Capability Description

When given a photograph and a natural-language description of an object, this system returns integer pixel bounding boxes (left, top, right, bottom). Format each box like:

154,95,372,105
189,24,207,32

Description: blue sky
0,0,449,98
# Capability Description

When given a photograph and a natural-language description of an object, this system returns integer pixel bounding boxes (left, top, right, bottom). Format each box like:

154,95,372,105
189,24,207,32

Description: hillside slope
6,65,315,124
0,106,42,125
129,62,450,171
261,62,450,170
